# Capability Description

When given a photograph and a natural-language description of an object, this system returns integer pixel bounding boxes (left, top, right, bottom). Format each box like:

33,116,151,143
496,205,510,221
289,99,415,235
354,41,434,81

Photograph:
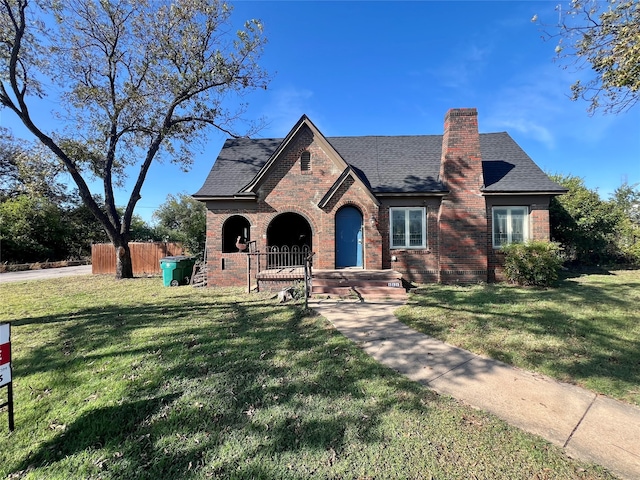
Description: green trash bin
160,255,196,287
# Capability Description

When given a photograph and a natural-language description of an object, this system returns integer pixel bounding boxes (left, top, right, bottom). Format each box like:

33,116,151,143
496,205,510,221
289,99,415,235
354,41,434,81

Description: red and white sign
0,323,10,387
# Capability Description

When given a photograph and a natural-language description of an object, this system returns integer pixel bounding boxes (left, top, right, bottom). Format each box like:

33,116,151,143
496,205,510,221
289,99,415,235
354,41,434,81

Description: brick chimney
438,108,488,283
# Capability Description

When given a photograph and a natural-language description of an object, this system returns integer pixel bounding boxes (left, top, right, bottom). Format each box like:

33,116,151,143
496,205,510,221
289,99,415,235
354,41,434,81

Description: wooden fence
91,242,184,275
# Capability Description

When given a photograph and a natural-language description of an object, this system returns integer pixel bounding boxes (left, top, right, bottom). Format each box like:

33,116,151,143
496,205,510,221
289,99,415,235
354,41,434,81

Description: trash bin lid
160,255,192,261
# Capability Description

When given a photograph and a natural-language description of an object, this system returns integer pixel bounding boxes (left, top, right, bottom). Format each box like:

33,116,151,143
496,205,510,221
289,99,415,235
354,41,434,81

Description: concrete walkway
310,298,640,480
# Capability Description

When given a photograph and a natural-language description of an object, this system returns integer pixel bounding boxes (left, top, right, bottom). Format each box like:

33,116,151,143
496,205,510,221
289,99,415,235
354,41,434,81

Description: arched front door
335,206,363,268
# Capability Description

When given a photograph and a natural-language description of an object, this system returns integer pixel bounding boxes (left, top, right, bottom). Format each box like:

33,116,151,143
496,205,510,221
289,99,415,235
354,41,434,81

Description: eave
374,191,449,197
192,193,258,202
481,190,568,196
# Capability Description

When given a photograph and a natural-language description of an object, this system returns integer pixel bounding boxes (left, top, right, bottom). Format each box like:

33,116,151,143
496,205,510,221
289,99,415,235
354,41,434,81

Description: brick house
193,108,566,289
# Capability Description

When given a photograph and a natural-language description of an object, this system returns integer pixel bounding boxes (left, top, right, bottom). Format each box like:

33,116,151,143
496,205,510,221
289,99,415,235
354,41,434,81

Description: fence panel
91,242,184,275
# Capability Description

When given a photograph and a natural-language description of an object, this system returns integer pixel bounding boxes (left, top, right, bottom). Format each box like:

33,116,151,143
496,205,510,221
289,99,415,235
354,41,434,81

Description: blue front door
336,206,363,268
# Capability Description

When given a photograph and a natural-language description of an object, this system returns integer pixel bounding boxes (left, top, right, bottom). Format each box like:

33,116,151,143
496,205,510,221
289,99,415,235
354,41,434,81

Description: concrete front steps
311,269,407,301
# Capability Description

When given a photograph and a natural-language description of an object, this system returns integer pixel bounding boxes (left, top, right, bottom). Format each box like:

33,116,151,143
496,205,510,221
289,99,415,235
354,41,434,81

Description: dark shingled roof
193,133,566,198
480,133,566,192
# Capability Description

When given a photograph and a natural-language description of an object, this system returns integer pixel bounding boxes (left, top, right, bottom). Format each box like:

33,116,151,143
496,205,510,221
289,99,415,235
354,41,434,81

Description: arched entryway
336,206,363,268
266,212,312,251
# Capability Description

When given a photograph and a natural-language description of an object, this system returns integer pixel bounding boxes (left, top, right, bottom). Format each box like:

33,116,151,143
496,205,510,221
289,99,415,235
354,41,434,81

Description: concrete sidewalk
310,298,640,480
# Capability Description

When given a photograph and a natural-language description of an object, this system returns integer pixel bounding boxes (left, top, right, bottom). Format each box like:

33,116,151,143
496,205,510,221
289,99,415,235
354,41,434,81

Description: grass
0,275,620,479
396,269,640,406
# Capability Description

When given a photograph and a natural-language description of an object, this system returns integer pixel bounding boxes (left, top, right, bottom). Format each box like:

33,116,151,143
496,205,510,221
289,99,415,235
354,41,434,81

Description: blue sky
4,1,639,223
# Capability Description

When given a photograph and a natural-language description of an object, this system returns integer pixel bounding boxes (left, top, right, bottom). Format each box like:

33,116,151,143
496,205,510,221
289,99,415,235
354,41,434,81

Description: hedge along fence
91,242,184,275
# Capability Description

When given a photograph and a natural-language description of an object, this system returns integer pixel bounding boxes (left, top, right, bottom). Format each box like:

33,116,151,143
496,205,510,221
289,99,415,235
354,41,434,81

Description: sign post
0,323,14,431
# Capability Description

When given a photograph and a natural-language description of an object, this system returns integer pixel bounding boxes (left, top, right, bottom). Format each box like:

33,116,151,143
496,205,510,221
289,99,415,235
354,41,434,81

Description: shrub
502,241,563,287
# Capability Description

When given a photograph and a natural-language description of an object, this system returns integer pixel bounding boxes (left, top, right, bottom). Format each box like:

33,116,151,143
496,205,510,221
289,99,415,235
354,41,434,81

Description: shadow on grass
9,293,430,479
21,394,179,471
401,271,640,403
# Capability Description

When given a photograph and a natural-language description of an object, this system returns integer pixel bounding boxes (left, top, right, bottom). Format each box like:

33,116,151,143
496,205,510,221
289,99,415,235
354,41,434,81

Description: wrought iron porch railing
263,245,311,270
245,245,314,300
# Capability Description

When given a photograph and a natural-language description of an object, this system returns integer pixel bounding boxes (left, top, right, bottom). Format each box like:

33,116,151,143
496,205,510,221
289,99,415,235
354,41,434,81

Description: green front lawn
396,270,640,406
0,276,618,479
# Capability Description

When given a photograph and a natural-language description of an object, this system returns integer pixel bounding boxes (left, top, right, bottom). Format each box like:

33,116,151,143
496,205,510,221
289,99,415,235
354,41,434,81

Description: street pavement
0,265,92,283
310,298,640,480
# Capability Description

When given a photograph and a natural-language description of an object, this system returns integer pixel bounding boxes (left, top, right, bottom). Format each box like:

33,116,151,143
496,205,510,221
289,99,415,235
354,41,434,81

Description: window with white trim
390,207,426,249
492,206,529,248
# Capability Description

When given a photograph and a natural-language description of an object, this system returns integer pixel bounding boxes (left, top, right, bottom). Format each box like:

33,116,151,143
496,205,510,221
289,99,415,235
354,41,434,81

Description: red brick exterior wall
203,114,556,287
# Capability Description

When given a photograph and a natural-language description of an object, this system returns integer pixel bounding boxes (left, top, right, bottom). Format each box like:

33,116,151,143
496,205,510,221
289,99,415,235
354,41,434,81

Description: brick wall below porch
206,252,252,288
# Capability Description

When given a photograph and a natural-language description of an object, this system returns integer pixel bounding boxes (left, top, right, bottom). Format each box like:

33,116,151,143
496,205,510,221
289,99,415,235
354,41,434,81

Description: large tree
537,0,640,114
1,0,268,278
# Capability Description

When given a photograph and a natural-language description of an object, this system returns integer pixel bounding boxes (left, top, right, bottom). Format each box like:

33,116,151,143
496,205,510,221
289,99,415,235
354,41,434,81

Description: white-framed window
492,206,529,248
390,207,426,249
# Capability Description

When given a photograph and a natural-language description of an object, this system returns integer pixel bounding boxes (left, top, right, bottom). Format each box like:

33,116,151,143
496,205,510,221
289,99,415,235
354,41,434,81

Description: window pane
409,209,423,246
391,210,405,247
511,210,525,243
493,209,508,246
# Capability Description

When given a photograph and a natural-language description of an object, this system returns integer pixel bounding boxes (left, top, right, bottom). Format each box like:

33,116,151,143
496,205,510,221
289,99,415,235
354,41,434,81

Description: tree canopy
550,174,640,265
1,0,268,278
153,193,206,258
0,128,69,202
536,0,640,114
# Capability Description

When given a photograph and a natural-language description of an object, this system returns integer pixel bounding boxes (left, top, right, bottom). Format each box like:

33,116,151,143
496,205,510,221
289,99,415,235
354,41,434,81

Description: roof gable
239,115,329,193
318,165,381,209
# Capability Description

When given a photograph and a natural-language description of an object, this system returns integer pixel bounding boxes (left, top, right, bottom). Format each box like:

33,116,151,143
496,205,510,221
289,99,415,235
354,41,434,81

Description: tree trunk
114,238,134,279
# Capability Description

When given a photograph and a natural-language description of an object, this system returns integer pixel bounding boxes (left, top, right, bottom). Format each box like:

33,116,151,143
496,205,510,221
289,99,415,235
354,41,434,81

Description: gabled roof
193,123,566,199
239,114,316,194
